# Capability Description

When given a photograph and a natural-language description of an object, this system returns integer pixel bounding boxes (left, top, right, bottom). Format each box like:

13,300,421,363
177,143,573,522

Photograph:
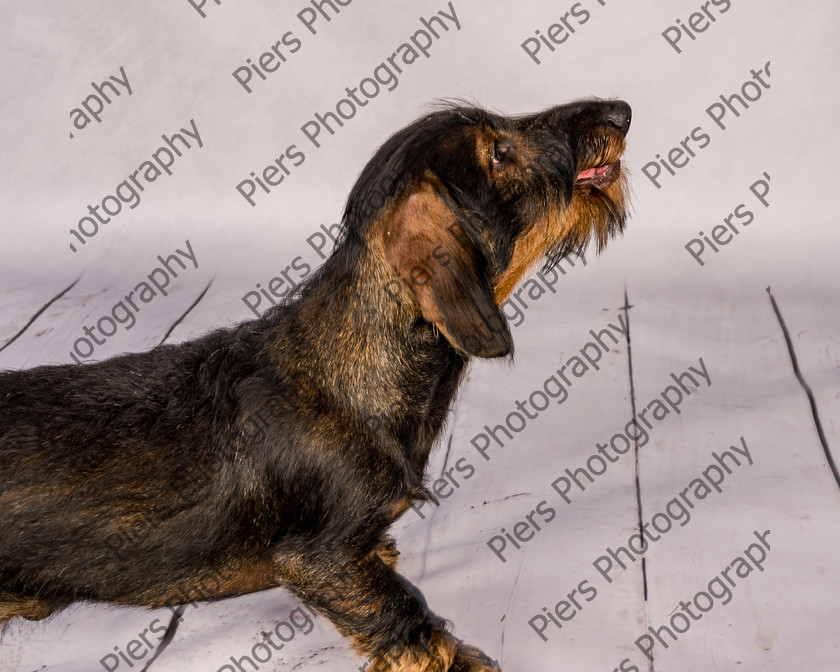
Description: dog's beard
542,170,629,270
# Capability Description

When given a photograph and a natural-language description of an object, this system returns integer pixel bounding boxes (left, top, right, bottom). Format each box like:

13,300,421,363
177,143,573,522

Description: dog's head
345,99,631,359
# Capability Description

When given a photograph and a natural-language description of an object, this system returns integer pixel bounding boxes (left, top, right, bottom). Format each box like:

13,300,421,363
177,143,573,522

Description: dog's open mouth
576,161,620,189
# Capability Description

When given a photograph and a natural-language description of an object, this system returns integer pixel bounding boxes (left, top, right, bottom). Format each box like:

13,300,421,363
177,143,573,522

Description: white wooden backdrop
1,1,838,671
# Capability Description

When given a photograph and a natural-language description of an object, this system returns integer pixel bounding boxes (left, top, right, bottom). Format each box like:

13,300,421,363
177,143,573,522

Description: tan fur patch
373,534,400,569
367,627,457,672
452,642,502,671
376,179,462,319
495,167,628,301
494,212,555,301
0,596,54,624
120,557,278,608
375,178,511,357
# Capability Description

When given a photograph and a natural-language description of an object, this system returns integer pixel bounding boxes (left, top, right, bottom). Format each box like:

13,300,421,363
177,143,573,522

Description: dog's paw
449,643,501,672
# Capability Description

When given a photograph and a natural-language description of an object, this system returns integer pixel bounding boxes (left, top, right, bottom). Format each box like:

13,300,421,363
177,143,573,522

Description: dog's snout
531,100,632,138
604,101,632,136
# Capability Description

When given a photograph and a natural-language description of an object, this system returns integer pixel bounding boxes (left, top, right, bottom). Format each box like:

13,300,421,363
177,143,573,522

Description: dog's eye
492,141,508,168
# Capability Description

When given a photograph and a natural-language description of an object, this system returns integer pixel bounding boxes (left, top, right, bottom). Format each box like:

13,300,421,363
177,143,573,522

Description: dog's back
0,327,261,613
0,303,419,620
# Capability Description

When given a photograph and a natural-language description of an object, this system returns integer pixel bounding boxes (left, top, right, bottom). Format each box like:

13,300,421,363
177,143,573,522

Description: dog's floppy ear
381,181,512,358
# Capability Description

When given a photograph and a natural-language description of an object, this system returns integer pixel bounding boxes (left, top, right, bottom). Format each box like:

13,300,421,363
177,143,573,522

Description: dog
0,99,630,671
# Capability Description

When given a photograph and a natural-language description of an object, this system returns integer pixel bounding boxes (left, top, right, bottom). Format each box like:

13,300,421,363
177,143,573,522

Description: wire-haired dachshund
0,99,631,671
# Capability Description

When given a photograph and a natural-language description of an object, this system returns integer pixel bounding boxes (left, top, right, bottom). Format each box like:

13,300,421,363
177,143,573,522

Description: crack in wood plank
0,277,80,354
138,605,186,672
766,286,839,491
621,287,655,672
158,280,213,346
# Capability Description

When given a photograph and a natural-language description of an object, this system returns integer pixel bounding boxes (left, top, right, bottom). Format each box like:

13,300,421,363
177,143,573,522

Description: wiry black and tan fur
0,99,631,671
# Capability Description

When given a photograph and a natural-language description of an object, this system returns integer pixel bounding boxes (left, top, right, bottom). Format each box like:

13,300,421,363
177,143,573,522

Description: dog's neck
261,240,467,470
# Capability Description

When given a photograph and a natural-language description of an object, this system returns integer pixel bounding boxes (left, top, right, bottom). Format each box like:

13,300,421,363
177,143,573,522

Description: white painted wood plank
626,292,840,672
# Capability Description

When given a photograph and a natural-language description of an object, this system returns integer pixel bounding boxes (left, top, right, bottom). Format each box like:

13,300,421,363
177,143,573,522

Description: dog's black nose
604,101,632,135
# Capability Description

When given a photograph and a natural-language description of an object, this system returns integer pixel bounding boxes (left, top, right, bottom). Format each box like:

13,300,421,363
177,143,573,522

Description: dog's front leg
274,549,499,672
